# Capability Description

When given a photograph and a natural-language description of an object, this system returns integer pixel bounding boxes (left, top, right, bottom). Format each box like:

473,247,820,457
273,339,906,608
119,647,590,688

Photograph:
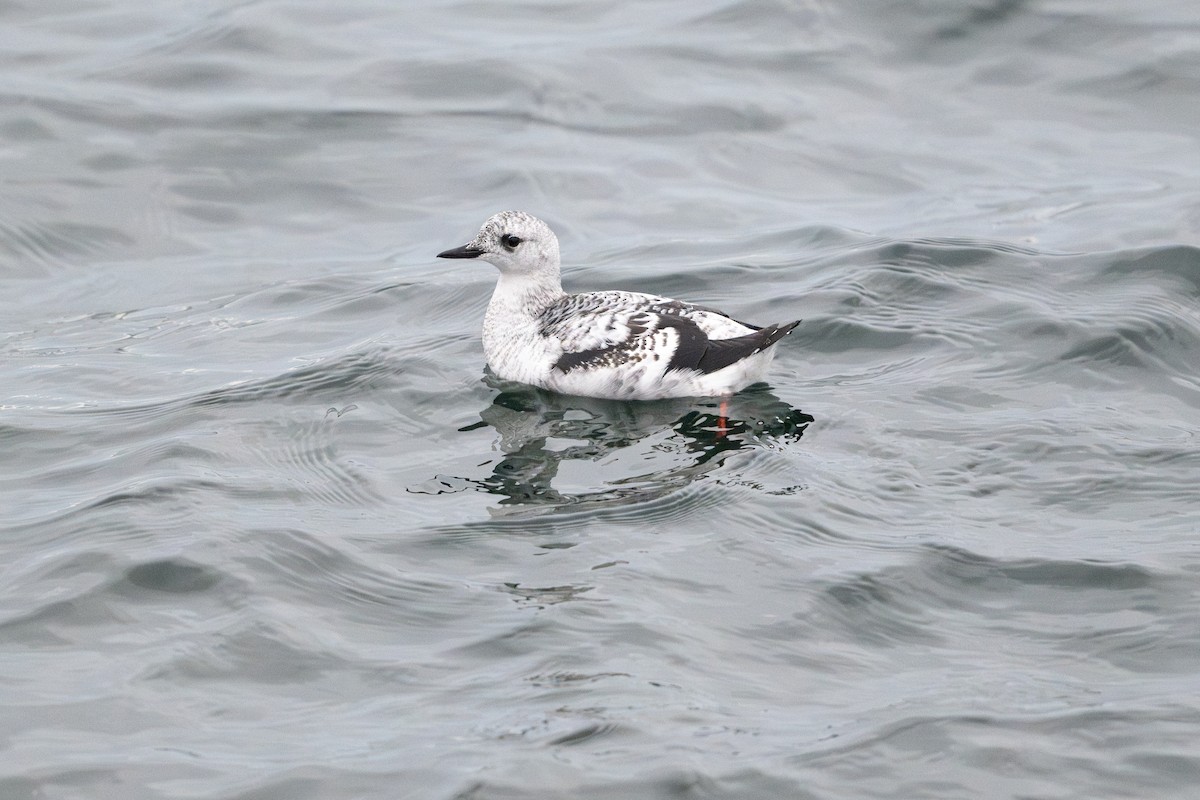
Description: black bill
436,244,483,259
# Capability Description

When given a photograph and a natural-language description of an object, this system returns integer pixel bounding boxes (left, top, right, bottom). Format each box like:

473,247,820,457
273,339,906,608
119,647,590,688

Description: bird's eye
501,234,522,249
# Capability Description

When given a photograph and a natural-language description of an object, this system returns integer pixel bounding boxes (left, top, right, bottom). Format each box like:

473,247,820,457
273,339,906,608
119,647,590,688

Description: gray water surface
3,1,1200,798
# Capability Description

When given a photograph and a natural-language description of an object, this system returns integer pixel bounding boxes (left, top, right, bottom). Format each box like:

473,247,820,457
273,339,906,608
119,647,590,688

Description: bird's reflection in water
456,375,814,513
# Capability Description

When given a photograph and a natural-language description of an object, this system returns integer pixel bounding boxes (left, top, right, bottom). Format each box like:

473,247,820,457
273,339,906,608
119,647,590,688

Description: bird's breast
482,303,558,385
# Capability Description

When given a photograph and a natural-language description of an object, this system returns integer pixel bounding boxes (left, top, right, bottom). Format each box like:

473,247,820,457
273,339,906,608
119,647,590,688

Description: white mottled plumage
437,211,799,400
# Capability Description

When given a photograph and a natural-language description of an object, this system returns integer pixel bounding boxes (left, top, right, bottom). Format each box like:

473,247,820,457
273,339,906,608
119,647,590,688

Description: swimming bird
437,211,799,400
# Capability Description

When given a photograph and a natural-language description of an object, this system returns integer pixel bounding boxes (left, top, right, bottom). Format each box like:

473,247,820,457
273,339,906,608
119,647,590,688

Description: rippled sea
3,1,1200,798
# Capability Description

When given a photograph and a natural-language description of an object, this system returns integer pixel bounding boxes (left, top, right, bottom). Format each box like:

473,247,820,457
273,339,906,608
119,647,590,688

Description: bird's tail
695,319,801,374
757,320,801,350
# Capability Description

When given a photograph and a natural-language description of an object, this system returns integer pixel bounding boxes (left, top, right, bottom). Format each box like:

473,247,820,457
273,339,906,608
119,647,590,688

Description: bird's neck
482,271,566,382
487,270,566,319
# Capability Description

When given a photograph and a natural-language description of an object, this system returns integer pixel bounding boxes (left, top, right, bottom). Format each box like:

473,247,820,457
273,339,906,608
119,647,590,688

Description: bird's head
437,211,561,278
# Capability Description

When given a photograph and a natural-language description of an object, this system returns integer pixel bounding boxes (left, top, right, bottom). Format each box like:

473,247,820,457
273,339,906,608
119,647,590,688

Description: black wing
551,309,800,376
655,315,801,374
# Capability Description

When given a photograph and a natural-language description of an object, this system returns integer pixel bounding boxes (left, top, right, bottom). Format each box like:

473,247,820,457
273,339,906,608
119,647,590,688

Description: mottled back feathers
540,291,799,377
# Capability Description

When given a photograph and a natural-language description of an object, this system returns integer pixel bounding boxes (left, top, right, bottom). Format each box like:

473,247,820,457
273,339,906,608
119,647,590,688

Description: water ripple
412,381,814,520
2,1,1199,797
